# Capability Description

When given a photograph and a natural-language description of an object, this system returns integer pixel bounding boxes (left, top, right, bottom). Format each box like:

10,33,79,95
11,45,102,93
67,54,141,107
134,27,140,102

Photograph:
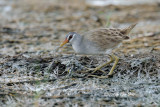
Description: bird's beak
60,39,69,47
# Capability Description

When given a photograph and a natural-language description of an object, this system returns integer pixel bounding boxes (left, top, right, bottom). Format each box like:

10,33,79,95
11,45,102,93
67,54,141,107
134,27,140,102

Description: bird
60,23,136,78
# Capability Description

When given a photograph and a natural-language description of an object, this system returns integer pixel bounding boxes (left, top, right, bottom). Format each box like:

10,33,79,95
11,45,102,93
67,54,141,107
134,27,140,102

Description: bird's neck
72,35,82,46
71,36,83,53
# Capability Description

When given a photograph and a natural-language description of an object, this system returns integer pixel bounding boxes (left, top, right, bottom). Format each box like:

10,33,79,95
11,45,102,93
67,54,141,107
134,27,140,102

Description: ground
0,0,160,106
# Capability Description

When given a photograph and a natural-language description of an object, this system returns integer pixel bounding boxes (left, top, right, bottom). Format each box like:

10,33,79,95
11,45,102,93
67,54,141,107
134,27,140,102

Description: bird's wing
81,28,126,50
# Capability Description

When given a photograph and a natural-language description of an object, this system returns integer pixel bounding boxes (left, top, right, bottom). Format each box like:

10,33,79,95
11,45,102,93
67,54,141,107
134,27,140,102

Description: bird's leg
107,54,119,76
92,55,114,74
88,54,119,78
83,55,113,73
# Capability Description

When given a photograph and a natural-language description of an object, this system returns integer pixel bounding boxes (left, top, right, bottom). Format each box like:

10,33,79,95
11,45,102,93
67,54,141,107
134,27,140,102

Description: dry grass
0,53,160,106
12,0,86,13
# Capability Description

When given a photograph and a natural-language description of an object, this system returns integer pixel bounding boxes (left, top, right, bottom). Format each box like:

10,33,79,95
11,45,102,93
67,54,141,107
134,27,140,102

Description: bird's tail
121,23,137,35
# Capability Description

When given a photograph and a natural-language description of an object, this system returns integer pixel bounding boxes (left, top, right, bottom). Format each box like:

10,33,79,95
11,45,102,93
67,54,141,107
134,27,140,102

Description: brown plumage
81,23,136,51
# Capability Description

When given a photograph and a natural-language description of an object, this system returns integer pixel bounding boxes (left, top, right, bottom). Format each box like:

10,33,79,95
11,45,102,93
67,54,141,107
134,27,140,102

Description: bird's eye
68,35,73,40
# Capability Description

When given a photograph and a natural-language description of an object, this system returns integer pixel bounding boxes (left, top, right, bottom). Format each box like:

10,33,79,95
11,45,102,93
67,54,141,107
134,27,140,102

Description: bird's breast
72,40,105,55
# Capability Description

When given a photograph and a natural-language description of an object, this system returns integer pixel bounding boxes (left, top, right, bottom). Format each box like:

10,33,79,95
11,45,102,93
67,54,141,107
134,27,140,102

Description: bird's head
60,32,79,47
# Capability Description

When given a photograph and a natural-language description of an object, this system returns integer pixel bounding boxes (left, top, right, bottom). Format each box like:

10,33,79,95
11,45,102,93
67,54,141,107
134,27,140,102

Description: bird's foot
83,54,119,78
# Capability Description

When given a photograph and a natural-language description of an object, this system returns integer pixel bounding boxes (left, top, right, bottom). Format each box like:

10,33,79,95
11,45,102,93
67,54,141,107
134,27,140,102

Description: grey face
66,32,77,43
